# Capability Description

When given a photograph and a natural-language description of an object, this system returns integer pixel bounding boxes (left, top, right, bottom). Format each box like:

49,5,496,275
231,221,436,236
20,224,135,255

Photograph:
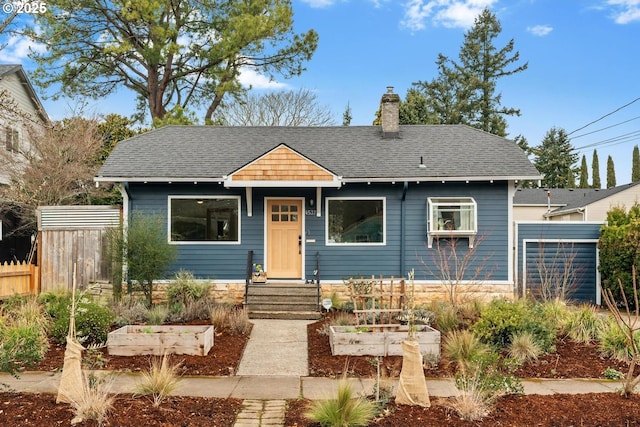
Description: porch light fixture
196,199,204,205
419,156,426,168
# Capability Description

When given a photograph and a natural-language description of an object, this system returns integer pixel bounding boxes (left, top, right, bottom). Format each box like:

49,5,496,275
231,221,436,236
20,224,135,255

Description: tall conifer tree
592,150,601,189
607,156,617,188
632,145,640,182
579,155,589,188
532,127,578,188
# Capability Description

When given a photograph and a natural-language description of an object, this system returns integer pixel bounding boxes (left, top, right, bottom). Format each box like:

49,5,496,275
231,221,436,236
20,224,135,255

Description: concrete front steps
244,282,322,320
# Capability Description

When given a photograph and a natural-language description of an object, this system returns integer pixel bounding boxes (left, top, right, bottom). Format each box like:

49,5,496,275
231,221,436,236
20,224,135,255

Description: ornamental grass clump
305,382,377,427
442,329,489,375
69,372,115,426
508,331,543,363
0,298,50,376
134,353,182,407
564,304,605,344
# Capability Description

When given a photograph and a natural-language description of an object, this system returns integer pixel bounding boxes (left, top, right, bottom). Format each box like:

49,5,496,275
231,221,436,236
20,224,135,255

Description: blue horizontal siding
127,181,511,282
516,222,602,304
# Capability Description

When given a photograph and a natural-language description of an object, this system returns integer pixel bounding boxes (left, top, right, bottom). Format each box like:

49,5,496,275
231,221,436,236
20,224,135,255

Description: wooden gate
0,261,39,298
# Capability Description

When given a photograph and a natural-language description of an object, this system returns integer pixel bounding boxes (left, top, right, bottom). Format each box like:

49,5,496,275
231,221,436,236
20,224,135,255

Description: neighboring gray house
0,64,49,262
513,183,640,305
96,88,540,303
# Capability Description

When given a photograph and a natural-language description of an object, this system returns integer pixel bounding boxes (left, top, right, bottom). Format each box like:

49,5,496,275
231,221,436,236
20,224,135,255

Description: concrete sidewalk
0,371,624,400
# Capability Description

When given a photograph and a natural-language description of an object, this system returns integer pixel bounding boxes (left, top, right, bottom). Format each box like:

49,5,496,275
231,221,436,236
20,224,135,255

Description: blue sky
2,0,640,186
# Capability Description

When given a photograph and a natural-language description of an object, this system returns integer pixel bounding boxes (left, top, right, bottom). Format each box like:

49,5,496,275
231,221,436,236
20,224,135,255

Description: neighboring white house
514,183,640,222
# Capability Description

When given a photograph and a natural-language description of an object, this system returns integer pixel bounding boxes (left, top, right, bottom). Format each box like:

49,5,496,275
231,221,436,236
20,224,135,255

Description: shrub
452,351,523,420
305,382,376,427
145,305,169,325
0,300,50,376
42,293,114,346
331,312,356,327
598,316,639,363
134,353,182,407
598,203,640,307
210,305,252,335
431,302,460,334
166,270,213,321
110,299,148,327
564,305,605,344
471,299,556,352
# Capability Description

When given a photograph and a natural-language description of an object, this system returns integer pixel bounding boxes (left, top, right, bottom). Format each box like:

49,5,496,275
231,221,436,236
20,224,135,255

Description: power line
571,115,640,139
567,96,640,136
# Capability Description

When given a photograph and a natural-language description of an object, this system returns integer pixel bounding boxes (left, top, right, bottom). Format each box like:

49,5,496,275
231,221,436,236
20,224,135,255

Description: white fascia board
95,176,224,183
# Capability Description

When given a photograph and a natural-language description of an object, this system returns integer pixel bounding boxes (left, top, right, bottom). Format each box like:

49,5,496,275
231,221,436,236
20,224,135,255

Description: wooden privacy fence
0,261,39,298
38,205,121,292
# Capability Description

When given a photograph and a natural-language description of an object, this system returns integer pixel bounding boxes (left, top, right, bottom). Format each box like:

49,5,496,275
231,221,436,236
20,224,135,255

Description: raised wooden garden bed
107,325,214,356
329,325,441,357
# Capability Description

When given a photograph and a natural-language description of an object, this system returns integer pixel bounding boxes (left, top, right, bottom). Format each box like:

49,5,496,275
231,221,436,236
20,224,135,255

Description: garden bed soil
3,316,640,426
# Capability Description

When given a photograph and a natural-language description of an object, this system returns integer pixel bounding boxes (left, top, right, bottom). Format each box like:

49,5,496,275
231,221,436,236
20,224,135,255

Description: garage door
524,241,598,304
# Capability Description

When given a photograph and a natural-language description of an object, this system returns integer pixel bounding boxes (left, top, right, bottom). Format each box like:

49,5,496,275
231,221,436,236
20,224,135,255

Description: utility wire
567,96,640,136
571,115,640,139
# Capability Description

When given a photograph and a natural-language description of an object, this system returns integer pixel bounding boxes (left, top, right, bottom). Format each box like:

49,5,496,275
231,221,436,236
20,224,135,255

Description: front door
267,199,303,279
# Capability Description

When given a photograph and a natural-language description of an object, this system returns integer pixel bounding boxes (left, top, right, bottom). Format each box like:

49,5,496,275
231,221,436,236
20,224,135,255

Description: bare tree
528,242,579,302
214,88,335,126
602,266,640,397
0,117,109,234
421,234,493,306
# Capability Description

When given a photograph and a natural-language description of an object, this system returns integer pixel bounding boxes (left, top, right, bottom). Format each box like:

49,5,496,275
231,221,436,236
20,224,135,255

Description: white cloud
0,33,46,63
237,68,289,90
401,0,498,32
606,0,640,24
527,24,553,36
299,0,338,8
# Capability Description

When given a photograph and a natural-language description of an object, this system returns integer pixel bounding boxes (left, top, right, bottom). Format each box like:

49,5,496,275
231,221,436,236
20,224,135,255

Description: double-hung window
326,198,385,245
427,197,477,247
169,196,240,243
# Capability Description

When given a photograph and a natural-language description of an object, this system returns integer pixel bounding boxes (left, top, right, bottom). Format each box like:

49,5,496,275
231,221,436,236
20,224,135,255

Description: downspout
401,181,408,277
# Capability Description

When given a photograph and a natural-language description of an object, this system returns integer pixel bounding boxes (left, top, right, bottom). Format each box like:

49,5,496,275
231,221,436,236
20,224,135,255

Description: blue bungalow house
96,88,540,309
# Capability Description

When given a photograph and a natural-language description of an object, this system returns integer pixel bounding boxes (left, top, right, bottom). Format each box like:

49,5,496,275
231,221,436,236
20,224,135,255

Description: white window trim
427,197,477,248
168,195,241,245
325,197,386,246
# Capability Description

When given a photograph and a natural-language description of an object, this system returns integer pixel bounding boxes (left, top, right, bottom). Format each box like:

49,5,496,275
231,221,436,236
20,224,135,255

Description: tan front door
267,199,303,279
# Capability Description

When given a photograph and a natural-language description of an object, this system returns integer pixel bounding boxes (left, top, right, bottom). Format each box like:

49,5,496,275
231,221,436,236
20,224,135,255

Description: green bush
41,292,114,346
0,299,50,376
599,203,640,307
471,299,556,352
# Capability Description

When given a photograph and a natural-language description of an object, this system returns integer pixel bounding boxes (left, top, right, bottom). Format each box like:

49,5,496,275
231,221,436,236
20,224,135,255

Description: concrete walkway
237,319,313,377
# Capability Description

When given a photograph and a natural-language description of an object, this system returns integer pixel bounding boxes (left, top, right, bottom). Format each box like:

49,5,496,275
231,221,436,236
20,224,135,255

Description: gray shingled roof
0,64,21,77
514,183,640,215
97,124,541,182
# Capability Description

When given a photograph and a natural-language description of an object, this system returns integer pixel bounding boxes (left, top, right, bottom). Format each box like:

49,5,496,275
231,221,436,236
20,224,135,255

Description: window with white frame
427,197,477,245
326,198,385,244
169,196,240,243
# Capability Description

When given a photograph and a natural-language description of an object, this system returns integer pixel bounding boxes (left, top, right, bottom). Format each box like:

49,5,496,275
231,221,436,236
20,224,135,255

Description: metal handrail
245,250,253,306
315,251,320,310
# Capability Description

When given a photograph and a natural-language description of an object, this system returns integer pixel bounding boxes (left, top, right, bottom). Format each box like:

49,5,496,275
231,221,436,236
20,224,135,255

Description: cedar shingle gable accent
229,145,336,183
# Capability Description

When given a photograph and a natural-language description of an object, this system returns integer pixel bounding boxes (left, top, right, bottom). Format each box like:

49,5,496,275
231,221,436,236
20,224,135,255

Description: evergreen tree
410,8,527,136
532,127,578,188
592,149,601,189
632,145,640,182
342,102,352,126
579,155,589,188
607,155,617,188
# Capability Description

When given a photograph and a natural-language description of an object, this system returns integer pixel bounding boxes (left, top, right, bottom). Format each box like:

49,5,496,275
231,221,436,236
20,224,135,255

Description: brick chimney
380,86,400,138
